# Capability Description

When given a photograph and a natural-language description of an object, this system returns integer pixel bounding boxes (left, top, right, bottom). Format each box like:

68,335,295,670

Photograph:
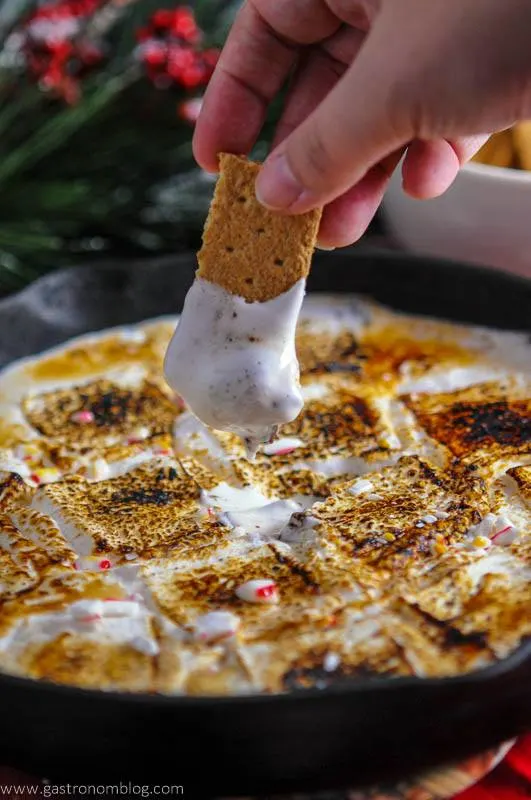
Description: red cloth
457,736,531,799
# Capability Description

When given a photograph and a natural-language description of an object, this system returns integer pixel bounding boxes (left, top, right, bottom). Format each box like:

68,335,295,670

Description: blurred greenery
0,0,284,291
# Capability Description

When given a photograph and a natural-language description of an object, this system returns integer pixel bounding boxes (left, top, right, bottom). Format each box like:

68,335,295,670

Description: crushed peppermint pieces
235,579,279,604
491,524,517,545
29,467,61,486
262,437,303,457
1,300,530,698
17,442,41,464
432,535,447,556
173,393,186,410
127,425,151,444
467,513,517,547
71,410,95,424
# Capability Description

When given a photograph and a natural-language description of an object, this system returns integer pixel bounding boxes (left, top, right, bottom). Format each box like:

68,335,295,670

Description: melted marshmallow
348,478,375,496
163,277,305,457
323,652,341,672
201,483,305,542
193,611,240,643
0,604,159,659
466,512,519,546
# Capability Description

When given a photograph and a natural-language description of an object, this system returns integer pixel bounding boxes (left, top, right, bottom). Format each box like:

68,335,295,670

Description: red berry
168,46,196,70
143,43,167,68
180,65,205,89
152,9,174,30
48,40,73,58
172,9,199,43
99,559,112,570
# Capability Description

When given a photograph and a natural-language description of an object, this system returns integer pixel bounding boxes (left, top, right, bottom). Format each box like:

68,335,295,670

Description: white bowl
381,159,531,278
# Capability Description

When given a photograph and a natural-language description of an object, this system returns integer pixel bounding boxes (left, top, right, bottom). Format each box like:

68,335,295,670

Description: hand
193,0,531,248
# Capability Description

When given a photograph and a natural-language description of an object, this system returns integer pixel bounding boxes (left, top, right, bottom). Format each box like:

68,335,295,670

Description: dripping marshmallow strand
164,277,305,456
163,153,323,457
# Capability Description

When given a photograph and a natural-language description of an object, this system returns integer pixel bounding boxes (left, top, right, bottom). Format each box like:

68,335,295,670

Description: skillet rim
1,243,531,318
0,629,529,707
0,245,529,707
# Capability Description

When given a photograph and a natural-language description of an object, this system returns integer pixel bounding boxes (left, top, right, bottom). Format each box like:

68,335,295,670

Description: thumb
255,30,412,214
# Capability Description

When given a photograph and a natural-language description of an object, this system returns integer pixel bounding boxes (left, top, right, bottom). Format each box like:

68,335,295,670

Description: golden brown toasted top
0,296,529,695
403,381,531,465
23,378,180,448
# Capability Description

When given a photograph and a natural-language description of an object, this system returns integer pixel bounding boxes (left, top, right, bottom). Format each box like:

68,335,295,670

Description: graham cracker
196,153,322,302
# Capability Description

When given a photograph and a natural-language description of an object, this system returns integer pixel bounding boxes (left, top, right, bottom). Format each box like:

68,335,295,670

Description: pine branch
0,0,35,46
0,0,246,290
0,85,41,137
0,66,140,185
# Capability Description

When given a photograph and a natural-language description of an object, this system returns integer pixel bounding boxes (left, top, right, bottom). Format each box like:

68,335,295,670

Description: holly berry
137,6,219,92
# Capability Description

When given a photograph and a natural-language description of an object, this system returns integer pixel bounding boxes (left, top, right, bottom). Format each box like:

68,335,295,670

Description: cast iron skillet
0,249,529,796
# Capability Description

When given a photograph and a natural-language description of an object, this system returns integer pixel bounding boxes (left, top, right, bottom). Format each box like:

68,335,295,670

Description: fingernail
316,244,336,251
256,152,314,212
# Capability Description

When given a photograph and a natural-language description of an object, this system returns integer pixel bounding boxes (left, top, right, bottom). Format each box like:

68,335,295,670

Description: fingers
317,148,405,247
192,0,338,173
401,135,490,198
272,26,365,149
254,21,410,213
401,140,459,199
269,26,402,248
269,24,394,248
192,2,298,173
450,135,492,164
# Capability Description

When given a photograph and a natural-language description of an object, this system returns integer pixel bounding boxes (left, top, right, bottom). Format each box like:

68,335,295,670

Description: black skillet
0,248,529,797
